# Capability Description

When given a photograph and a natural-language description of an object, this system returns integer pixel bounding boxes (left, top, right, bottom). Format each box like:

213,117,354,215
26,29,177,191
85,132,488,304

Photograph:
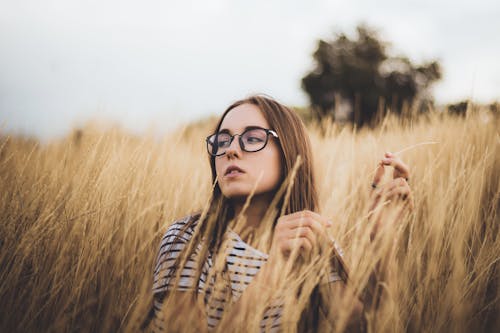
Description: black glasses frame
205,126,279,157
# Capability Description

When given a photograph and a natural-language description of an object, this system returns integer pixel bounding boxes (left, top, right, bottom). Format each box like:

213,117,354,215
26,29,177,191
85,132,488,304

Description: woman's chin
223,191,251,200
223,188,277,202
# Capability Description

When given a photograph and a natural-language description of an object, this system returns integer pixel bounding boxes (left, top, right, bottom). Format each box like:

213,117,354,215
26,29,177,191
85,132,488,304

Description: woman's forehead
219,103,269,133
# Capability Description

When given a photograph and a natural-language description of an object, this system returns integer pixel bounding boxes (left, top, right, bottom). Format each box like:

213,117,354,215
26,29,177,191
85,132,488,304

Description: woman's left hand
368,152,414,240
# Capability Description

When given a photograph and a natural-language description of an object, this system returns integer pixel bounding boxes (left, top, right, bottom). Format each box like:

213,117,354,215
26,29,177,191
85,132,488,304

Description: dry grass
0,108,498,332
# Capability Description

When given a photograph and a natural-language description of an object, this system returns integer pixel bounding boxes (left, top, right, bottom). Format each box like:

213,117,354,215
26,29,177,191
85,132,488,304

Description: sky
1,0,499,140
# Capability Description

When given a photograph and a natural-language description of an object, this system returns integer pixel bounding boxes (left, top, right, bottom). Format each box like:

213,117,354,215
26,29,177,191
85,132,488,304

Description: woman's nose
226,136,242,158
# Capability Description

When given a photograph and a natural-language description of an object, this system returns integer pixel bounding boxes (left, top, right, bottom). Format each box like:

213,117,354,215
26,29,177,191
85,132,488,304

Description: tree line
300,24,496,127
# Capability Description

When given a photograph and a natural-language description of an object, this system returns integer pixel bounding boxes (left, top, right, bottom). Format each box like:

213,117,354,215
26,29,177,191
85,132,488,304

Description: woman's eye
247,136,264,143
217,140,230,148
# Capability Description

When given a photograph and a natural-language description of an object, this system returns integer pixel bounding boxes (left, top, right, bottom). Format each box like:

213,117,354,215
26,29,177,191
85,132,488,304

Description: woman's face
215,103,282,200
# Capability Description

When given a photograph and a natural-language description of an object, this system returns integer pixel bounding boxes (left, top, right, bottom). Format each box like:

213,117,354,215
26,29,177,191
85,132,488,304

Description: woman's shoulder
161,213,201,244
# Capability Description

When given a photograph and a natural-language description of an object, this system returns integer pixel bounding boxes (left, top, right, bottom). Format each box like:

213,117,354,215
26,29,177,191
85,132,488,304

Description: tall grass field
0,108,499,332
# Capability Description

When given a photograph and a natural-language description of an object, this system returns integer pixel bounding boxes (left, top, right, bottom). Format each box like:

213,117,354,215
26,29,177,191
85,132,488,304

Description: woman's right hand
218,210,333,329
269,210,332,262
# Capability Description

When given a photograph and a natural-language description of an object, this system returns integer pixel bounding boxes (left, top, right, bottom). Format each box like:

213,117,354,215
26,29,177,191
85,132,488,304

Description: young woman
150,95,412,332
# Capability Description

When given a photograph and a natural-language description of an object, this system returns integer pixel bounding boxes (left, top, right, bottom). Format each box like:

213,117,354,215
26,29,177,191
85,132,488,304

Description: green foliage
302,25,442,127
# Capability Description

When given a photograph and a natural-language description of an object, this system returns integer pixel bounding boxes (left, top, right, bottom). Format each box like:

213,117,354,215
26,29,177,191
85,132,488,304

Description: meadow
0,107,498,332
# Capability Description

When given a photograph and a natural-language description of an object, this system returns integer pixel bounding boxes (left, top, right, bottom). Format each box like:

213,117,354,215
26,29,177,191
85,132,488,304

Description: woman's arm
321,152,413,331
151,217,208,332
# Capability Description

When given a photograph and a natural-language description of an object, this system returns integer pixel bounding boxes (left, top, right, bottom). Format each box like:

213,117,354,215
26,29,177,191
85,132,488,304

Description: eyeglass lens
207,128,269,156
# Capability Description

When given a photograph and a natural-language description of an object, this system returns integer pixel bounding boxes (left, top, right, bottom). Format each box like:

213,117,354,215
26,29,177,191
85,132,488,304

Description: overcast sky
1,0,499,140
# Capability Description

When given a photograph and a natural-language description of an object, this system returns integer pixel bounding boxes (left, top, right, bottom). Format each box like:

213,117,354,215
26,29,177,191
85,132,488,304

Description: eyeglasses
206,126,279,157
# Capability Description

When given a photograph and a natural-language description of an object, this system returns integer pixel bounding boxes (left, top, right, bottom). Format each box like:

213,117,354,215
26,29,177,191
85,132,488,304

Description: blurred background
1,2,499,332
1,0,499,140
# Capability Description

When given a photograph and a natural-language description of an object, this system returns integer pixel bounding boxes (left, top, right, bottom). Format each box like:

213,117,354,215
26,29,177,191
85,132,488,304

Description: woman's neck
230,192,274,246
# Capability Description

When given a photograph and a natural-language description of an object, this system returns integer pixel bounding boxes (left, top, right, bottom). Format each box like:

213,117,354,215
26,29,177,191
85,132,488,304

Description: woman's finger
376,178,410,199
375,177,407,192
282,210,331,228
384,183,411,202
286,226,317,246
291,219,330,245
280,237,313,257
372,177,406,198
279,210,331,234
381,153,410,180
372,162,385,189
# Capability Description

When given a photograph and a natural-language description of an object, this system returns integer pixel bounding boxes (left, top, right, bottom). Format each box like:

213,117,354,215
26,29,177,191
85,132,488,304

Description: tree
301,25,442,127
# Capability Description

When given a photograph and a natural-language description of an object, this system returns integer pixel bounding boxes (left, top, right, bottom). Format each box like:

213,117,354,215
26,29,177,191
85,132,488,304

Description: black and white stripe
152,216,344,332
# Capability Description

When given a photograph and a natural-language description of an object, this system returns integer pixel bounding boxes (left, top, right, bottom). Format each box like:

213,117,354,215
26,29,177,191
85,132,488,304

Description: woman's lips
224,165,245,179
224,169,244,179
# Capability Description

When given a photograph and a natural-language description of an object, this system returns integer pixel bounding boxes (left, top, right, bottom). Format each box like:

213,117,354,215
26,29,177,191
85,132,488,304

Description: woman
150,95,412,332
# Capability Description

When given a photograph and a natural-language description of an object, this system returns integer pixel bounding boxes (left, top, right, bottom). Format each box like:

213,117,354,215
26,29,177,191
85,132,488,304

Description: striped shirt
152,215,344,332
